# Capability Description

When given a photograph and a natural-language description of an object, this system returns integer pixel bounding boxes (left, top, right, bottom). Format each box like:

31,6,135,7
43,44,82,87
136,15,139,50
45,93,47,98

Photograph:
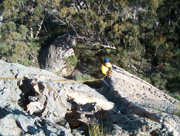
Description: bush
150,72,167,90
170,92,180,101
75,74,92,81
65,55,78,71
88,122,105,136
0,23,39,67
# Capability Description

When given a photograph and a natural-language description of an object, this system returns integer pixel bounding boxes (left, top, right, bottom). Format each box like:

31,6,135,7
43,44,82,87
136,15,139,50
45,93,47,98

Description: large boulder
38,33,77,74
0,60,73,136
0,60,114,135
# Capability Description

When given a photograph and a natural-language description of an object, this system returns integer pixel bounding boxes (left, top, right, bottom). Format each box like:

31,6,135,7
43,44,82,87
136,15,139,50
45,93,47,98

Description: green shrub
0,22,39,67
88,123,105,136
75,74,92,81
65,55,78,70
170,92,180,101
150,72,167,90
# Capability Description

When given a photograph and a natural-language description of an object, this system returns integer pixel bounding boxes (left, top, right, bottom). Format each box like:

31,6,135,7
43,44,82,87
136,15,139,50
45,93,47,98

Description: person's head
104,58,110,63
104,58,110,66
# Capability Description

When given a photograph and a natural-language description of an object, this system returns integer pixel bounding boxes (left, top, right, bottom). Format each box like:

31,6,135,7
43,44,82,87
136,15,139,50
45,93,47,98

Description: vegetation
65,55,78,71
170,93,180,102
75,74,92,81
88,121,105,136
0,0,179,98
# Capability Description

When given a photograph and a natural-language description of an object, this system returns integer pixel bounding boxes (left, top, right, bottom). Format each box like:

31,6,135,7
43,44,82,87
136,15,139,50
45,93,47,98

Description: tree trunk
35,18,44,38
30,27,33,38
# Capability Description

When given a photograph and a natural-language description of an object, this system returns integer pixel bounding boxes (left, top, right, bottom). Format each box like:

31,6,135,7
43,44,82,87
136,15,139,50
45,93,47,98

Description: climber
101,58,112,87
101,57,112,76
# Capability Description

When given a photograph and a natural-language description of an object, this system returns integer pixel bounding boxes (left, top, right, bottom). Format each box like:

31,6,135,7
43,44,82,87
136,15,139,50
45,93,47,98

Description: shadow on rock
0,107,34,120
96,76,161,135
18,78,35,111
101,76,160,121
0,107,12,119
65,99,98,136
18,78,46,116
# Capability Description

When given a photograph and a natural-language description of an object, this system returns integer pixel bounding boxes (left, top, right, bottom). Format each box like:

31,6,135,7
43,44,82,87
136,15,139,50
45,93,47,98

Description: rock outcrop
0,60,180,136
99,65,180,136
0,60,72,136
0,60,115,135
38,33,76,74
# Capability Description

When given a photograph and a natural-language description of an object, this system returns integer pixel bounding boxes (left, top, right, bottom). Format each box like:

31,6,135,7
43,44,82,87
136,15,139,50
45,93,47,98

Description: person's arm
107,63,112,75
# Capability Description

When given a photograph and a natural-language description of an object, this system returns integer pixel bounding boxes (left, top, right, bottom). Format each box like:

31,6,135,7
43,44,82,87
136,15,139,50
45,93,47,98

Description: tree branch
35,18,44,38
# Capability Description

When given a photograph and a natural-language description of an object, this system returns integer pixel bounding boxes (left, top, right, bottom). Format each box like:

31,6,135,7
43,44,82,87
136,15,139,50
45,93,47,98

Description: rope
0,75,107,83
0,78,25,80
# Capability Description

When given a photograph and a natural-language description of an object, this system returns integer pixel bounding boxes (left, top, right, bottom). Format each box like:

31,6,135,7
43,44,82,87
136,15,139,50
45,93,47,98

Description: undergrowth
88,122,105,136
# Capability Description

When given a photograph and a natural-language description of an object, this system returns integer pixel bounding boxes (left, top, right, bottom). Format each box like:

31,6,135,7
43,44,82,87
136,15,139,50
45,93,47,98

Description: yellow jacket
101,62,112,75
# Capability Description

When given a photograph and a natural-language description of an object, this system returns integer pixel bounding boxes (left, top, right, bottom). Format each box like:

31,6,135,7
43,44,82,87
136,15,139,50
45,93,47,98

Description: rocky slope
0,60,180,136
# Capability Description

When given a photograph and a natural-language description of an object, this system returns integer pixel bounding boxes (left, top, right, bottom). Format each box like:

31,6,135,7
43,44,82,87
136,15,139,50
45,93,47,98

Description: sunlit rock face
0,60,180,136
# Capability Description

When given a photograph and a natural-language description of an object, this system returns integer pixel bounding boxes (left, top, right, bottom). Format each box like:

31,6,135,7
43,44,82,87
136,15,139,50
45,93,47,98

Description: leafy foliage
88,121,105,136
64,55,78,71
0,0,179,95
75,74,92,81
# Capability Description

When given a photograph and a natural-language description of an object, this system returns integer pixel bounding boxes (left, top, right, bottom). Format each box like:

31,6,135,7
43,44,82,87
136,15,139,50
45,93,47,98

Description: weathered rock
27,101,44,114
64,83,115,111
0,60,115,135
0,114,22,135
99,65,180,136
0,60,180,136
39,33,76,74
19,79,72,123
0,60,72,135
0,107,72,136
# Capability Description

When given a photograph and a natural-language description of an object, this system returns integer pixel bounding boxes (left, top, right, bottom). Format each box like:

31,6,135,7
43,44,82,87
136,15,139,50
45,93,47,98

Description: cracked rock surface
99,65,180,136
0,60,180,136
